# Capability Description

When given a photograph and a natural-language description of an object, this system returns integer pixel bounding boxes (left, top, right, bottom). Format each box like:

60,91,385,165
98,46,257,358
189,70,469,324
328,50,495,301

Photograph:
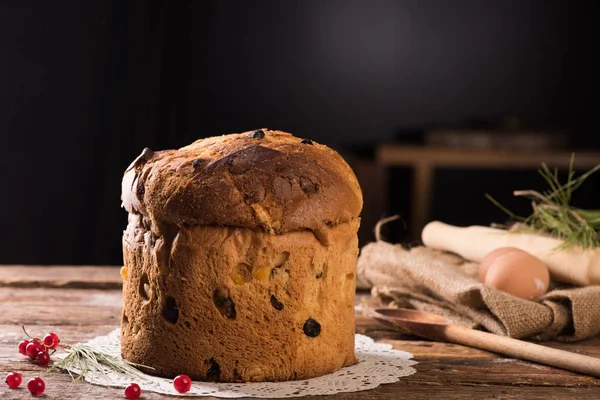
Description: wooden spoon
372,307,600,378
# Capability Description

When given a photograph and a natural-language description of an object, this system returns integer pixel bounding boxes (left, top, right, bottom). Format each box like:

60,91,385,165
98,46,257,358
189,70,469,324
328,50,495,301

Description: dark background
1,1,598,265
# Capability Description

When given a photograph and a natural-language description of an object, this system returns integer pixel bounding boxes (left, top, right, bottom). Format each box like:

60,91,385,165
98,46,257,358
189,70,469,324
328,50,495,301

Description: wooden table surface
1,266,600,399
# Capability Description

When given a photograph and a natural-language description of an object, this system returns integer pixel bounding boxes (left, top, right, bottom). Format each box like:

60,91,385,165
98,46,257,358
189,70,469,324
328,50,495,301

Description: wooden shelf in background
376,145,600,239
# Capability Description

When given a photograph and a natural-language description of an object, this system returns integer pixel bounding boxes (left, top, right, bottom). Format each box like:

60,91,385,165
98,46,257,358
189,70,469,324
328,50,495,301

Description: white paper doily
58,329,417,398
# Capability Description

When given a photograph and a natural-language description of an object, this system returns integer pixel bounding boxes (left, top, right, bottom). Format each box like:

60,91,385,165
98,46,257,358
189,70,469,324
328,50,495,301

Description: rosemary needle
486,155,600,250
50,343,152,381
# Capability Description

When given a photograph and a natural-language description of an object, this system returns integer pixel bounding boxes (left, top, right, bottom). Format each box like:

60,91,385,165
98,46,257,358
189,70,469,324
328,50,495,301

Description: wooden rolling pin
422,221,600,286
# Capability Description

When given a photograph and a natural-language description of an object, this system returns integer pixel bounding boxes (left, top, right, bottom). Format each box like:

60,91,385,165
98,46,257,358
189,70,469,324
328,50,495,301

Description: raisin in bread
120,129,363,382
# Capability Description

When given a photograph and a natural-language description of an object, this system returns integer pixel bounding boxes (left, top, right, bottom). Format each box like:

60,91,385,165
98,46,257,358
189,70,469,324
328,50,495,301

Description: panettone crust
121,129,363,235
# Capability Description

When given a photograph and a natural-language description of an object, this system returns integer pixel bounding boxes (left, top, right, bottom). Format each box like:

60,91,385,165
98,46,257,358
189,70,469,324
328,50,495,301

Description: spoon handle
445,324,600,377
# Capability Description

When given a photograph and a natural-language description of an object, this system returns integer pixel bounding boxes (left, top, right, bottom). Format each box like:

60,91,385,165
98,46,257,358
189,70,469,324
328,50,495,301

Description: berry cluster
18,330,60,366
5,328,59,396
5,373,45,396
8,327,195,398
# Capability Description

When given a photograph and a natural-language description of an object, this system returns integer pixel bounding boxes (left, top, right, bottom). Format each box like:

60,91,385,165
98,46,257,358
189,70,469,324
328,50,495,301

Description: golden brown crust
120,220,359,382
121,129,363,234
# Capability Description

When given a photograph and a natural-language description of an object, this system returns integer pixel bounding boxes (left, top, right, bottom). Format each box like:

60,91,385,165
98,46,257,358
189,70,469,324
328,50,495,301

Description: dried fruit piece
248,129,265,139
120,266,128,281
303,318,321,337
213,288,236,319
270,295,284,311
342,272,356,300
206,358,221,380
300,138,313,145
252,267,272,282
162,296,179,324
231,263,252,285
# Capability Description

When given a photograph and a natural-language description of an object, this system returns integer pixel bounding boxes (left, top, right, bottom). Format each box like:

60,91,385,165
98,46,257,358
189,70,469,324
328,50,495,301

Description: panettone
120,129,363,382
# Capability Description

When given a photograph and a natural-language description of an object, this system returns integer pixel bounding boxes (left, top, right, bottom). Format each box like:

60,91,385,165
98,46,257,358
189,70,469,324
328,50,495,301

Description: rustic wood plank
0,266,122,289
0,288,122,327
2,334,600,400
0,287,122,306
2,357,600,400
4,369,599,400
376,145,600,169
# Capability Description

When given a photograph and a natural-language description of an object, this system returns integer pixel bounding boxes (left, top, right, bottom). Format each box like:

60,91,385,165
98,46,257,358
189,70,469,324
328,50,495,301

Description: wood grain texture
0,265,122,289
0,267,599,399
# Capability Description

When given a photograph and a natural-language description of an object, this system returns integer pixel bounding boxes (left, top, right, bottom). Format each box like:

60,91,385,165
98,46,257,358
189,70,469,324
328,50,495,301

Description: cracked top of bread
121,129,363,234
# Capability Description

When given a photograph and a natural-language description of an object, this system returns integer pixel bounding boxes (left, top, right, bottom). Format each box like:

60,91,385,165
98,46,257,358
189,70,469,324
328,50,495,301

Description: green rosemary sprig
50,343,152,381
486,155,600,250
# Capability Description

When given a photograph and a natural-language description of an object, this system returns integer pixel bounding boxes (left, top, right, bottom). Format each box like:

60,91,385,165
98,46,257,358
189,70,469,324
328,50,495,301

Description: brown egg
483,249,550,300
477,247,522,282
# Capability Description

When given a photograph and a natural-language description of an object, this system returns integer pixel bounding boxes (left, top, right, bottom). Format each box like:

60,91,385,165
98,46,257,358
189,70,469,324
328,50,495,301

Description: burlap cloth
357,240,600,341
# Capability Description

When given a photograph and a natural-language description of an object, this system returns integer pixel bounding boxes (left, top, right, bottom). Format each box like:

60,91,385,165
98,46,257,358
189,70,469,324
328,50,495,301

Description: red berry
27,377,45,396
18,340,30,355
124,383,141,399
26,342,42,360
43,332,60,349
5,372,22,389
37,350,50,366
173,374,192,393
